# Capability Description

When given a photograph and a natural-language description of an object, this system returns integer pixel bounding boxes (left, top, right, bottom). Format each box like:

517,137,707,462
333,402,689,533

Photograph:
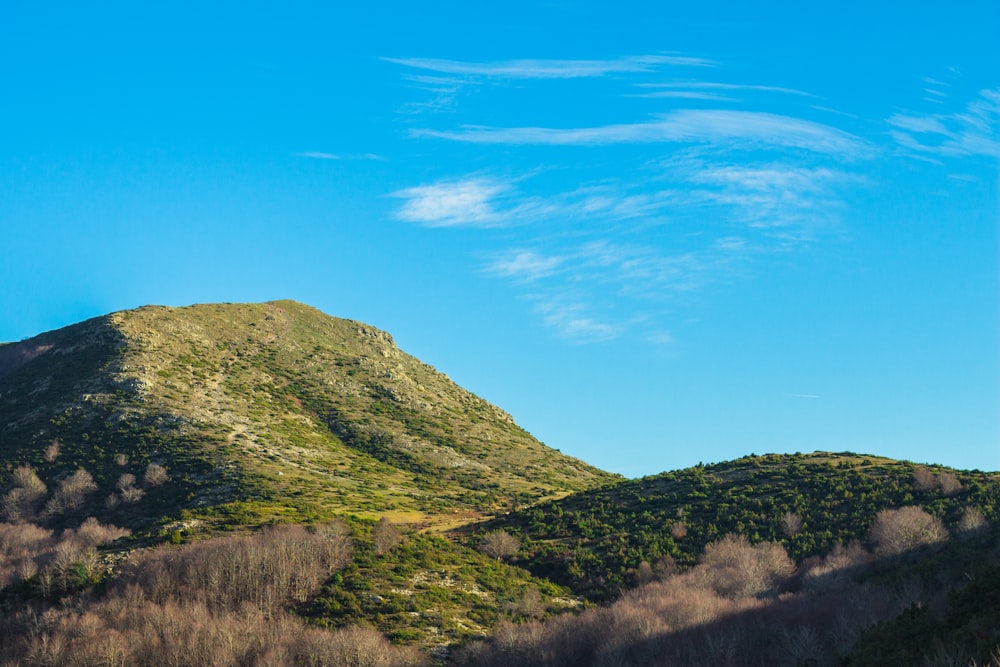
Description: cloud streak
384,54,713,79
888,88,1000,158
414,110,869,156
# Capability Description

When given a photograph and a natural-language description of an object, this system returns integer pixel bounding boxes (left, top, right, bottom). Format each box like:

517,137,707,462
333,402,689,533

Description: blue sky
1,1,997,476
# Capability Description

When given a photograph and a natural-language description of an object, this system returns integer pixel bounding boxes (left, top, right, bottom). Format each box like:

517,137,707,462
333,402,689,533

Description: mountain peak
1,301,615,533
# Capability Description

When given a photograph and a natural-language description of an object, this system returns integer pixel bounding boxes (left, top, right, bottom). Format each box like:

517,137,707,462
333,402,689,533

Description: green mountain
0,300,614,533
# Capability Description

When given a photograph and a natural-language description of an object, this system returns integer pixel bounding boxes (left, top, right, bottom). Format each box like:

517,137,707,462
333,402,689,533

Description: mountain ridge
0,300,616,533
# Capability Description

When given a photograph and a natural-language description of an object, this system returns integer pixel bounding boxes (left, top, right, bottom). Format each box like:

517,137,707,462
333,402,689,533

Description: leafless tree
781,511,803,536
912,465,937,491
45,468,97,515
938,472,963,496
869,506,948,557
143,463,169,487
957,506,988,537
44,440,61,463
671,521,688,540
116,473,137,492
372,516,403,554
480,530,520,561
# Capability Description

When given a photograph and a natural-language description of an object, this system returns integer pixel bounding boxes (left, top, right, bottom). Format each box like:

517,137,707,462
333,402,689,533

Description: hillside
0,300,615,534
479,452,1000,600
2,305,998,663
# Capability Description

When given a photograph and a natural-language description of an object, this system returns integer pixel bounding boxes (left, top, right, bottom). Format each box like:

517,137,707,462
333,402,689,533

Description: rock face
1,300,615,530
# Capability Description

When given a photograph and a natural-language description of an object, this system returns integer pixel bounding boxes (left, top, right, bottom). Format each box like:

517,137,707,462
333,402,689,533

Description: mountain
2,305,998,664
0,300,615,533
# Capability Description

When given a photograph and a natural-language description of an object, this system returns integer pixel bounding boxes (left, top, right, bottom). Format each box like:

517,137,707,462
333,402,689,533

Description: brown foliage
119,522,352,613
480,530,520,561
143,463,169,487
372,516,403,555
45,468,98,515
869,506,948,557
670,521,688,540
780,511,802,537
693,534,795,599
957,506,989,537
913,465,937,491
2,465,47,522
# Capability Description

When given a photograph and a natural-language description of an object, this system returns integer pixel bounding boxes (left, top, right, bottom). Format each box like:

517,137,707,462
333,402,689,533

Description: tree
480,530,520,561
869,506,948,557
144,463,169,487
781,511,803,537
372,517,402,555
912,466,936,492
956,506,988,538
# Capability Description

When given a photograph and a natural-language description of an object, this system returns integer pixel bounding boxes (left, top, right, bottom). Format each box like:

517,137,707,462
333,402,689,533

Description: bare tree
938,472,962,496
671,521,688,540
912,466,936,492
480,530,520,561
3,466,48,522
143,463,169,487
957,506,988,537
46,468,97,515
372,516,403,555
869,506,948,557
116,473,137,492
694,534,795,598
44,440,61,463
781,511,803,537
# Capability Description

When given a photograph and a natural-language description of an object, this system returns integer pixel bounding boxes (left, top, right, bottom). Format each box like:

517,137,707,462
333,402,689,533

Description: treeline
454,508,1000,666
488,454,1000,600
0,523,425,667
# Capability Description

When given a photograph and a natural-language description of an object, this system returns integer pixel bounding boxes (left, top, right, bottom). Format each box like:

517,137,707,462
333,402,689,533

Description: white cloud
635,81,812,97
296,151,341,160
888,88,1000,158
488,250,564,281
296,151,387,161
383,54,713,79
414,109,869,156
533,300,624,342
393,179,511,227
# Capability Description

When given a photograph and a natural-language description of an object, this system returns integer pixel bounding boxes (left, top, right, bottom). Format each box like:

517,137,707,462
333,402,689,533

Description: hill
0,300,615,534
479,452,1000,600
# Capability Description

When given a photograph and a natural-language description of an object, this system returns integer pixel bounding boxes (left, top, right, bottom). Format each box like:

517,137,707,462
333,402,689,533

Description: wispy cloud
393,178,513,227
634,81,813,97
487,250,565,281
296,151,341,160
296,151,387,161
384,54,713,79
414,110,869,156
888,88,1000,158
388,53,884,343
532,299,624,342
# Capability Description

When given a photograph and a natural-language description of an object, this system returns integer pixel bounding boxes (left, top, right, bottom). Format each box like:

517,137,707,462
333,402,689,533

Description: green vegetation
2,302,998,664
0,301,614,538
482,452,1000,600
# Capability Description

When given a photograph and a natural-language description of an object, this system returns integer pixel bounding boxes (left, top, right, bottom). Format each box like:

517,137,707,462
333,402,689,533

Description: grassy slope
0,300,615,534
